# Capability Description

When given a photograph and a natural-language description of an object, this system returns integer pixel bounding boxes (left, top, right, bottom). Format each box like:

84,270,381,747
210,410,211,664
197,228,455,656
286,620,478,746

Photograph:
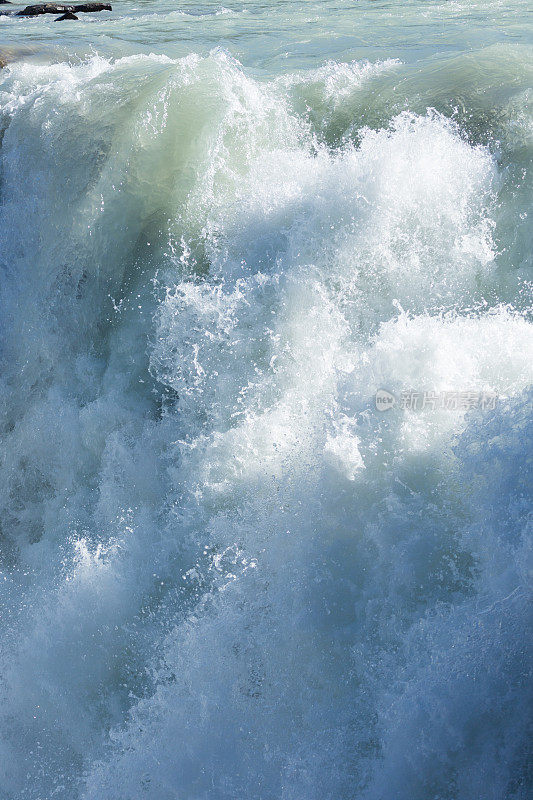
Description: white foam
0,48,530,800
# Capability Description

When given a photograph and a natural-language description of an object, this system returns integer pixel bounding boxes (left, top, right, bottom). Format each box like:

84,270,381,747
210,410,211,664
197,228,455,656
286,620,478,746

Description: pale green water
0,2,532,799
3,1,532,66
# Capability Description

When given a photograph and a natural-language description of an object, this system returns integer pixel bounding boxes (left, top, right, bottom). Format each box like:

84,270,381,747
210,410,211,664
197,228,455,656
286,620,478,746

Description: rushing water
0,1,532,798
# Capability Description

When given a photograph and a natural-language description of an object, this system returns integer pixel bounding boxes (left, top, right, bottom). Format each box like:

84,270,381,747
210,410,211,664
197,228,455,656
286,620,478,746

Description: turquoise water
2,1,532,68
0,2,532,799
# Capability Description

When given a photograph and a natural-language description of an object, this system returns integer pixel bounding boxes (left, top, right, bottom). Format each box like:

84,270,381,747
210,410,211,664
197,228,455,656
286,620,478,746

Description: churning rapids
0,1,532,798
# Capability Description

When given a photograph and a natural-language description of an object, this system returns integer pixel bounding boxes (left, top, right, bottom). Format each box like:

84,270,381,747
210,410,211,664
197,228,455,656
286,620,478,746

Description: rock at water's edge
55,10,78,18
16,2,111,15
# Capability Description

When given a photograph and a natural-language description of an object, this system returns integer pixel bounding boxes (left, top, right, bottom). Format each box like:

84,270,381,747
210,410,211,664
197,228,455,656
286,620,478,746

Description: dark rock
55,10,78,18
71,2,110,10
16,3,111,15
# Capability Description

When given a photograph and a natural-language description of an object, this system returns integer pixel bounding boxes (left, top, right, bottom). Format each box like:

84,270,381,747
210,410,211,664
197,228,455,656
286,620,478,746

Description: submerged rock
0,46,31,64
55,10,78,18
16,2,111,15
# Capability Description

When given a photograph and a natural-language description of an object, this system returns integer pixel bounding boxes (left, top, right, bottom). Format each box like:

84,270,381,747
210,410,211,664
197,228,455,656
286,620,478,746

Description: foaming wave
276,58,401,105
0,48,530,800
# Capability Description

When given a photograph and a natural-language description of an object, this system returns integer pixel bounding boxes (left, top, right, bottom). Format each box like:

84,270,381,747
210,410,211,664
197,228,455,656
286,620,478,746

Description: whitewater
0,1,531,798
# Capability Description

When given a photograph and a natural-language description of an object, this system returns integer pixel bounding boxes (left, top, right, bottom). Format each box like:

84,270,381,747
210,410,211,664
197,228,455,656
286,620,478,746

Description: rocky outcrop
16,2,111,15
55,10,78,19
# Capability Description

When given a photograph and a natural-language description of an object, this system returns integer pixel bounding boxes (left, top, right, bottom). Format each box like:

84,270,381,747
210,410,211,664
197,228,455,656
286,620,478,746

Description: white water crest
0,4,532,798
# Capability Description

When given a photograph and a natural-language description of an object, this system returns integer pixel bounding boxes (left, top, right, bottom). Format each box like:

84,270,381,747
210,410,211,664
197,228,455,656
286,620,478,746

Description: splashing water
0,2,532,799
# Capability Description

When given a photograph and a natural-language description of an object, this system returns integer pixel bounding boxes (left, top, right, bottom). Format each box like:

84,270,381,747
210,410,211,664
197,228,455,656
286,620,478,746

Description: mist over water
0,2,532,799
